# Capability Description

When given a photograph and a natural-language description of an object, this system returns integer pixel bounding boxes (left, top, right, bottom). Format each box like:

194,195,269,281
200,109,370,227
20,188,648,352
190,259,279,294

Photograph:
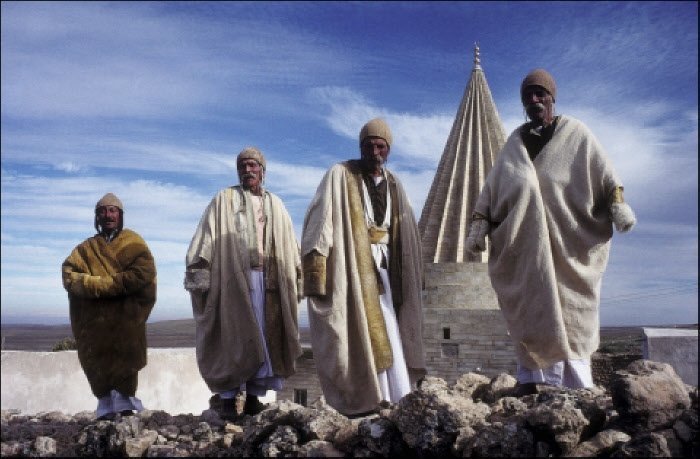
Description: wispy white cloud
1,2,361,120
1,2,696,327
311,85,461,165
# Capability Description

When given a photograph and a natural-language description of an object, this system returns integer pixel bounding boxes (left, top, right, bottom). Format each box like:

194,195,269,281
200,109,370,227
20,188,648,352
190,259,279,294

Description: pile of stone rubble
1,359,697,457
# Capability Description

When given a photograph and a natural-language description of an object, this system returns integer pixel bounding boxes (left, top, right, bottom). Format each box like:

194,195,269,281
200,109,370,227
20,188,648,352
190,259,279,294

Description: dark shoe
96,412,116,421
243,394,267,416
209,394,222,410
513,382,539,397
219,397,238,421
119,410,135,417
346,407,380,419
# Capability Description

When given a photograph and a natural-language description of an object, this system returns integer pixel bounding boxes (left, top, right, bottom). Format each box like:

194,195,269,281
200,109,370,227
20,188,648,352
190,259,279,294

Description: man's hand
466,219,490,252
611,202,636,233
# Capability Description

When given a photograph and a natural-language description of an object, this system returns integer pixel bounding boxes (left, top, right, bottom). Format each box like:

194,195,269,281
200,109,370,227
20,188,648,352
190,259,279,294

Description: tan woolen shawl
474,115,622,370
62,229,157,395
301,161,426,415
185,186,302,393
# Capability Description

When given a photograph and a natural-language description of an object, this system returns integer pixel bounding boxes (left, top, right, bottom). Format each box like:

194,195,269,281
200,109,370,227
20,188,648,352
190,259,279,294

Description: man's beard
362,154,386,170
240,173,262,190
526,102,545,114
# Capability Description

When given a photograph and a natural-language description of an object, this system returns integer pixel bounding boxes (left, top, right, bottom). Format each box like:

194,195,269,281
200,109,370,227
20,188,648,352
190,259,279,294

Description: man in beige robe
467,69,637,394
185,147,302,419
302,118,426,417
62,193,157,421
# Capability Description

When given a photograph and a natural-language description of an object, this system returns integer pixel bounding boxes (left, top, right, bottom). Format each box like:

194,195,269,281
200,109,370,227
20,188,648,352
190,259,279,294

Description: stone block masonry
277,346,324,407
423,262,517,384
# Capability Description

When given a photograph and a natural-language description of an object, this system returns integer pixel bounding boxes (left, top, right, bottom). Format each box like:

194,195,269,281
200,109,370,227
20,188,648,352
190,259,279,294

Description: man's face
97,205,121,232
522,85,554,125
237,159,263,191
360,137,390,170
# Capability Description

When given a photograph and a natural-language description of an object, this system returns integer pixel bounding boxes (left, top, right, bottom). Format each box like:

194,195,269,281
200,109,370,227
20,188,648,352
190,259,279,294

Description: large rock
569,429,631,457
524,391,591,456
453,372,491,399
462,420,535,457
611,359,691,430
389,376,490,457
1,364,697,458
608,432,672,457
471,373,517,403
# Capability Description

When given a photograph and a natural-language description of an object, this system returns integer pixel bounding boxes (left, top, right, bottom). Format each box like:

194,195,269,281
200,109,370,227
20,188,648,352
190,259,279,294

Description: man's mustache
526,102,545,112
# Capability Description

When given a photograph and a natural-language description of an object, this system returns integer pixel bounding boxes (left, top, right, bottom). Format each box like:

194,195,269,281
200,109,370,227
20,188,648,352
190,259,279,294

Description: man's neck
101,228,119,242
361,163,384,177
244,185,263,196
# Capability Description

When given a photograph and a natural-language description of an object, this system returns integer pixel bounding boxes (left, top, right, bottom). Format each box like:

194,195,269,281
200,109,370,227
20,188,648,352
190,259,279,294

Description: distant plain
1,319,312,351
1,319,695,353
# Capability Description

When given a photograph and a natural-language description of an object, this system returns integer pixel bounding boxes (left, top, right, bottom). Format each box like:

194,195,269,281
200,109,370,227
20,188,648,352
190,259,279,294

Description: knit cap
521,69,557,103
359,118,393,148
237,146,266,170
95,193,124,211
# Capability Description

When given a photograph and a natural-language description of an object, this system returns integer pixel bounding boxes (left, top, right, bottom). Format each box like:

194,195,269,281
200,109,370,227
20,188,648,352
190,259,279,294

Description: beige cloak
62,229,157,397
474,115,622,370
302,160,426,415
185,186,302,393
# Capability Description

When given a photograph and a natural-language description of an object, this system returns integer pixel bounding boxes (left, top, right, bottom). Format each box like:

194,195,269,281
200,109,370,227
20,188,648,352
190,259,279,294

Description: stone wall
422,262,516,383
277,346,323,407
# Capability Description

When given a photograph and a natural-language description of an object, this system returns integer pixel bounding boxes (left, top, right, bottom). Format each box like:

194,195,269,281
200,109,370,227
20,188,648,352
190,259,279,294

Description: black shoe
513,382,539,397
96,412,116,421
119,410,135,417
219,397,238,421
209,394,222,410
346,407,380,419
243,394,267,416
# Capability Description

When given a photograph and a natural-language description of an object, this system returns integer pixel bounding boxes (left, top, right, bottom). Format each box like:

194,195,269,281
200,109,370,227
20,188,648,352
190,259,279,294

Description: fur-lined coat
301,161,426,415
62,229,157,396
474,115,622,370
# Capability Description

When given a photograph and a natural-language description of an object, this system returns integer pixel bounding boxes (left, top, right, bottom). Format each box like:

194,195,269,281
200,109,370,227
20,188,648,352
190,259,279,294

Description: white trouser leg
112,390,144,412
95,395,113,418
517,359,593,389
376,267,411,403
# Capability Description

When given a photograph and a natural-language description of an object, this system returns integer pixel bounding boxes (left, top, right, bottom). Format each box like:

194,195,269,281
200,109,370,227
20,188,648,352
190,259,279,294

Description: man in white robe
467,69,637,395
185,147,302,418
302,118,426,416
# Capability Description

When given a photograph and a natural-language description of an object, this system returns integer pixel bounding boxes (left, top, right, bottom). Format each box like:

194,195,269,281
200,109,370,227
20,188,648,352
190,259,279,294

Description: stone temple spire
418,44,506,263
473,42,481,69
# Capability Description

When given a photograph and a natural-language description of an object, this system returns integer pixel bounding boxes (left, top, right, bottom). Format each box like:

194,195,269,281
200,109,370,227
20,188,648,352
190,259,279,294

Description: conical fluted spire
418,44,506,263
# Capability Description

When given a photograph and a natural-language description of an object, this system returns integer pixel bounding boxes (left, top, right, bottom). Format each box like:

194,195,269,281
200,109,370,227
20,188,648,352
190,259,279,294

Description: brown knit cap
237,146,266,170
95,192,124,211
359,118,393,148
521,69,557,103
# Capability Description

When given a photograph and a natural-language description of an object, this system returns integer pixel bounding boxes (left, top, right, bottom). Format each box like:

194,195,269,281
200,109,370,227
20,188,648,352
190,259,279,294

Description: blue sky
1,1,697,326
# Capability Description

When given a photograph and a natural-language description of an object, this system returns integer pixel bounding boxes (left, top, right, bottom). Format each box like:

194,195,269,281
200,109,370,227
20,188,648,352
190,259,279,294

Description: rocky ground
2,359,697,458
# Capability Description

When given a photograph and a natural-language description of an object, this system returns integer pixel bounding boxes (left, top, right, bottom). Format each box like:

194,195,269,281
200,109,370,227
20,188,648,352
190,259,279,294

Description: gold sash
347,166,393,372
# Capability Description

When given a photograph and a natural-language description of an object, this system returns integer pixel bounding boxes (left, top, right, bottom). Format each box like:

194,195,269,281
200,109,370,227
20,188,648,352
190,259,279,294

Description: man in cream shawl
185,147,302,419
467,69,637,395
302,118,426,417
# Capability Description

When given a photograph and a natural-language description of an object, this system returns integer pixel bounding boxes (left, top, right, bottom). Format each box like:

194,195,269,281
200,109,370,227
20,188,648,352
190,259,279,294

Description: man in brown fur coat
62,193,157,420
